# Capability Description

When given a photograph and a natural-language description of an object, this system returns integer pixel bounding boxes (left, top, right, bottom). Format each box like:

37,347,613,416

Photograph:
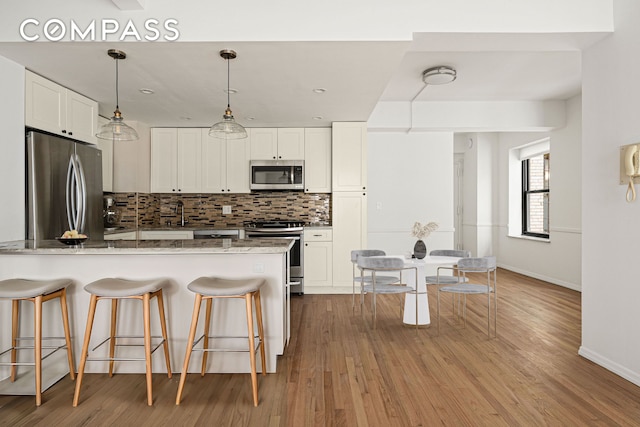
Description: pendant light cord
226,56,230,109
115,56,120,110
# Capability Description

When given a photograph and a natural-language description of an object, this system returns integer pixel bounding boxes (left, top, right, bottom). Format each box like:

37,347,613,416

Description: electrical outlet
222,205,232,215
253,263,264,273
376,201,383,210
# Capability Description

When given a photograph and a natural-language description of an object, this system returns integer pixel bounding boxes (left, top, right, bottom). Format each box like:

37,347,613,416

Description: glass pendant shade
96,49,138,141
209,107,247,139
210,49,247,139
96,109,139,141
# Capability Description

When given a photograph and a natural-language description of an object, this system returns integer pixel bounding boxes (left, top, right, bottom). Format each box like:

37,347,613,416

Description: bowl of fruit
56,230,88,246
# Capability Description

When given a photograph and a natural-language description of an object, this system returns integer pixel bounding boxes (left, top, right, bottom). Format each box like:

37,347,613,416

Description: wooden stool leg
142,293,153,406
73,294,98,407
108,299,118,377
253,290,266,376
34,295,43,406
10,299,19,382
156,290,172,378
245,293,258,407
59,288,75,380
176,293,202,405
201,297,213,376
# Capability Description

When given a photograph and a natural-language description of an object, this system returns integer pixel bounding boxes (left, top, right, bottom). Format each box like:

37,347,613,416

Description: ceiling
0,32,609,129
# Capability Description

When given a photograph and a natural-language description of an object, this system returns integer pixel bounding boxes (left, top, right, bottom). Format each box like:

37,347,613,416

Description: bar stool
0,278,75,406
73,278,172,407
176,277,266,407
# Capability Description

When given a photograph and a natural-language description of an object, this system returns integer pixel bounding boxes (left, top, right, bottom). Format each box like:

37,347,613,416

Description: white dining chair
357,256,418,329
436,256,497,338
350,250,399,311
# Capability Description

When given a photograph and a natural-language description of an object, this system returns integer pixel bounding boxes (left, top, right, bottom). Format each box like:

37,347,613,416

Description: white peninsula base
0,241,291,390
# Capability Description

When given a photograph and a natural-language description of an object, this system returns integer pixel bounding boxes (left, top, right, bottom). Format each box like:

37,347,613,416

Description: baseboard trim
579,346,640,387
497,263,581,292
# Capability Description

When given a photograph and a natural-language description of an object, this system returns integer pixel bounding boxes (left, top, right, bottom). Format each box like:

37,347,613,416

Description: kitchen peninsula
0,238,293,383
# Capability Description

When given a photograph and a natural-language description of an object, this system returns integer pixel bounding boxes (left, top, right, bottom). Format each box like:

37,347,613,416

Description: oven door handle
248,236,301,240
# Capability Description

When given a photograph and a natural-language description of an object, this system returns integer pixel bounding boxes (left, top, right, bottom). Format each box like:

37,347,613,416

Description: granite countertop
0,238,294,255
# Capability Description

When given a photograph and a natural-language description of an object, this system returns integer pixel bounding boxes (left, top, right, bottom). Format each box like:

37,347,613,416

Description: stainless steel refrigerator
26,130,104,241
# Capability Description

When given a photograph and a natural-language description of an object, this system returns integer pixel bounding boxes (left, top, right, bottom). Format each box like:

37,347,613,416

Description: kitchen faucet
177,201,187,227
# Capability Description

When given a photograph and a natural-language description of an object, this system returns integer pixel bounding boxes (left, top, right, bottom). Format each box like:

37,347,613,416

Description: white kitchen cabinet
151,128,202,193
95,116,113,192
249,128,305,160
332,122,367,192
201,129,251,193
138,230,194,240
304,228,333,289
332,191,367,290
112,121,151,193
104,231,137,240
25,70,98,144
277,128,305,159
304,128,331,193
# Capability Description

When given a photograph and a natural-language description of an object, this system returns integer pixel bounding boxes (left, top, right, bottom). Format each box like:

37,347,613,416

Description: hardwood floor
2,268,640,426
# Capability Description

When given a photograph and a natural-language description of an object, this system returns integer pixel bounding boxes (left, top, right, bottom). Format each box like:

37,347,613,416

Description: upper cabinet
201,129,251,193
150,128,202,193
332,122,367,192
25,70,98,144
304,128,331,193
250,128,305,160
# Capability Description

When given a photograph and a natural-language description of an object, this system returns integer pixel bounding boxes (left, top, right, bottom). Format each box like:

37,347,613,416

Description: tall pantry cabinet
331,122,368,290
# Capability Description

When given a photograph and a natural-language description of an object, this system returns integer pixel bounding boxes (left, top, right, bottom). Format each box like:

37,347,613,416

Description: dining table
393,255,462,326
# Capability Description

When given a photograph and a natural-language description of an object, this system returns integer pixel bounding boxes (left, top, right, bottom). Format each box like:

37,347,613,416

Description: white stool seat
84,278,169,297
0,278,72,299
187,277,264,296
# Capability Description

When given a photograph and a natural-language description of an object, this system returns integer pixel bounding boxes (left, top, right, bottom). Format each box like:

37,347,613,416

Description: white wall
495,95,582,290
580,0,640,386
367,132,454,255
0,56,25,241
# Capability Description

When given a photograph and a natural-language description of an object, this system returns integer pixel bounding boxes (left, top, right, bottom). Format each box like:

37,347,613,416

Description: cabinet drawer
304,228,332,242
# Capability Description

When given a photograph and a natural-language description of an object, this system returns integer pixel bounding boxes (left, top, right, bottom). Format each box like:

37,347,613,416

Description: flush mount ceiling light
422,66,457,85
209,49,247,140
96,49,139,141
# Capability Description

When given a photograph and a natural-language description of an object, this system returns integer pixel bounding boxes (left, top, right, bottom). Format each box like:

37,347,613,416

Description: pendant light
96,49,139,141
209,49,247,139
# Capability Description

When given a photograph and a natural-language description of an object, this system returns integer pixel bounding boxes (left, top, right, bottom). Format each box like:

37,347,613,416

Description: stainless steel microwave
250,160,304,190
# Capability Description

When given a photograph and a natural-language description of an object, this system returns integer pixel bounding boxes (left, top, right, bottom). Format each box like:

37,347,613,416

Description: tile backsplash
110,192,331,229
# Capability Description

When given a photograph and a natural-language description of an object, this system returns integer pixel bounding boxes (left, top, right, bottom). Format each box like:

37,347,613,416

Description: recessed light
246,117,255,121
139,88,154,95
179,116,192,121
312,88,326,94
312,116,323,120
224,88,238,94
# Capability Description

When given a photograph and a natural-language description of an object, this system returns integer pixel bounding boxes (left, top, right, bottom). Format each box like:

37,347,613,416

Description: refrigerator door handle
66,155,82,231
66,156,76,231
75,154,87,233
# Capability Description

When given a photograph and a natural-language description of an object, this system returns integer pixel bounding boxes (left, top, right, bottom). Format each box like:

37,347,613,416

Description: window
522,153,549,238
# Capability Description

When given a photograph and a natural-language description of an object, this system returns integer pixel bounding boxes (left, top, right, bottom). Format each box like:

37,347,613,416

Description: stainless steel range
245,220,304,295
